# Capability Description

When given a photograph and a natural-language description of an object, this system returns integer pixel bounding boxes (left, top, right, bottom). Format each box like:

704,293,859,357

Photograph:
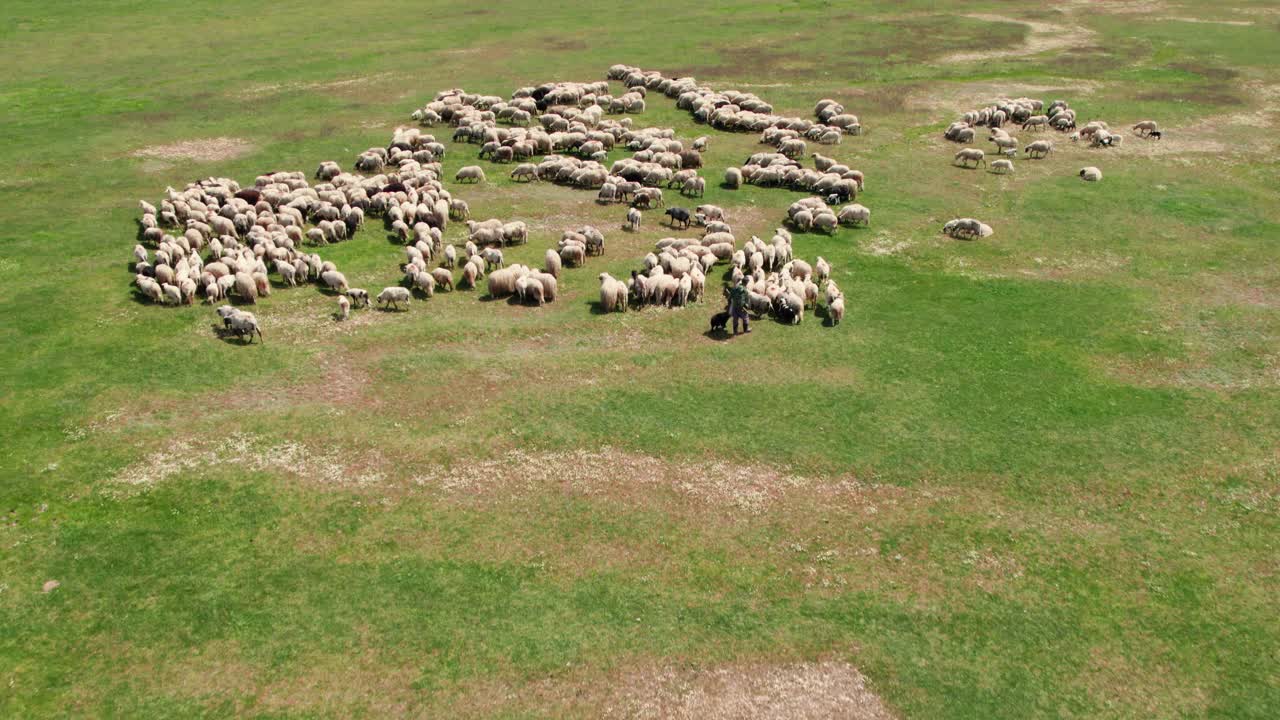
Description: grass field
2,0,1279,717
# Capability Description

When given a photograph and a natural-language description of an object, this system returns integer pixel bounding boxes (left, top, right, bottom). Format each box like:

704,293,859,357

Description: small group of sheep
557,226,606,267
785,197,869,233
718,229,843,327
731,150,863,203
486,264,559,306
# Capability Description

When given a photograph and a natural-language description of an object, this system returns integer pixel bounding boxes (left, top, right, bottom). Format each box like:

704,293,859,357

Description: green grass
2,1,1279,718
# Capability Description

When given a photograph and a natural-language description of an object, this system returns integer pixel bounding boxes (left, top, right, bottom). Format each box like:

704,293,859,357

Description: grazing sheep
449,198,471,220
1079,166,1102,182
455,166,486,183
813,212,838,234
1024,140,1053,158
837,204,870,227
692,136,709,151
233,272,258,303
226,311,263,344
483,248,504,271
510,163,539,182
321,270,349,293
599,272,628,312
431,267,454,291
443,244,457,268
991,159,1014,174
681,176,705,197
347,288,370,307
377,286,412,310
954,148,986,168
337,294,350,320
815,257,831,283
544,248,562,277
626,207,642,231
665,207,692,228
461,261,480,289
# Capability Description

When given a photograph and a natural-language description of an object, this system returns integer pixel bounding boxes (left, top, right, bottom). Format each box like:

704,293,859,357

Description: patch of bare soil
603,661,895,720
467,659,895,719
131,138,254,163
941,14,1097,64
412,448,894,515
236,73,401,99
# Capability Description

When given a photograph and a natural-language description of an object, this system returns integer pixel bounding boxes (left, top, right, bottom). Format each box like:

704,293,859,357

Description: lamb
626,207,642,231
377,286,412,310
954,148,986,168
455,166,486,183
1024,140,1053,159
1079,166,1102,182
990,159,1014,174
337,294,350,320
599,272,628,312
837,204,870,227
449,199,471,220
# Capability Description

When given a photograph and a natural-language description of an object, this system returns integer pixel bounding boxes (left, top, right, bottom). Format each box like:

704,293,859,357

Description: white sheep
377,286,412,310
599,272,628,312
954,148,986,168
828,296,845,326
1079,166,1102,182
991,159,1014,174
837,204,870,227
626,207,641,231
337,294,350,320
455,166,486,183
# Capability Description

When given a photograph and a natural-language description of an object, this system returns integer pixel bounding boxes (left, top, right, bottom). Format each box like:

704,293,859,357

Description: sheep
483,247,504,271
1132,120,1159,137
226,311,264,343
990,159,1014,174
599,272,628,312
233,272,258,303
455,166,486,183
1024,140,1053,158
431,268,454,291
486,265,524,298
954,148,986,168
321,270,349,293
682,176,705,197
692,136,709,151
813,212,839,234
837,204,871,227
544,248,562,277
724,167,743,189
828,296,845,326
942,218,994,239
449,198,471,220
815,257,831,283
461,260,480,289
510,163,539,182
626,207,642,232
337,294,351,320
1079,166,1102,182
347,288,370,307
560,244,586,268
443,244,457,268
530,271,558,303
162,283,182,305
377,286,412,310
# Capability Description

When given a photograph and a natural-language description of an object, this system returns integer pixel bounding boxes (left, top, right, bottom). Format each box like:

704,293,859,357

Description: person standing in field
728,278,750,335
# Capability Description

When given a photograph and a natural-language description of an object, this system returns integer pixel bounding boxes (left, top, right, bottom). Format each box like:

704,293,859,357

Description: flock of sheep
129,63,1152,341
939,96,1158,239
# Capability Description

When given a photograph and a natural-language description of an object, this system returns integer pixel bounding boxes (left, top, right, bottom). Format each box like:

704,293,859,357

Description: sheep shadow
702,328,734,342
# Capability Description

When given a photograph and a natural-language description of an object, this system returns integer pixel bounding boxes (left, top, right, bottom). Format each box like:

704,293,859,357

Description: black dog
710,311,730,332
1149,130,1162,140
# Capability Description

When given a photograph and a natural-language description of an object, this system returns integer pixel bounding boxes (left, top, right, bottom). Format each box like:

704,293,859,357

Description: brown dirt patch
131,137,254,163
463,659,895,719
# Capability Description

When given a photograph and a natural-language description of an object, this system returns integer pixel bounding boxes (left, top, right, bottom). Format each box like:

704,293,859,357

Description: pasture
2,1,1279,717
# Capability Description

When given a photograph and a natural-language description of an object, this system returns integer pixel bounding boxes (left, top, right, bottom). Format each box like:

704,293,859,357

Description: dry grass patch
131,137,254,163
941,14,1097,64
460,658,895,719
